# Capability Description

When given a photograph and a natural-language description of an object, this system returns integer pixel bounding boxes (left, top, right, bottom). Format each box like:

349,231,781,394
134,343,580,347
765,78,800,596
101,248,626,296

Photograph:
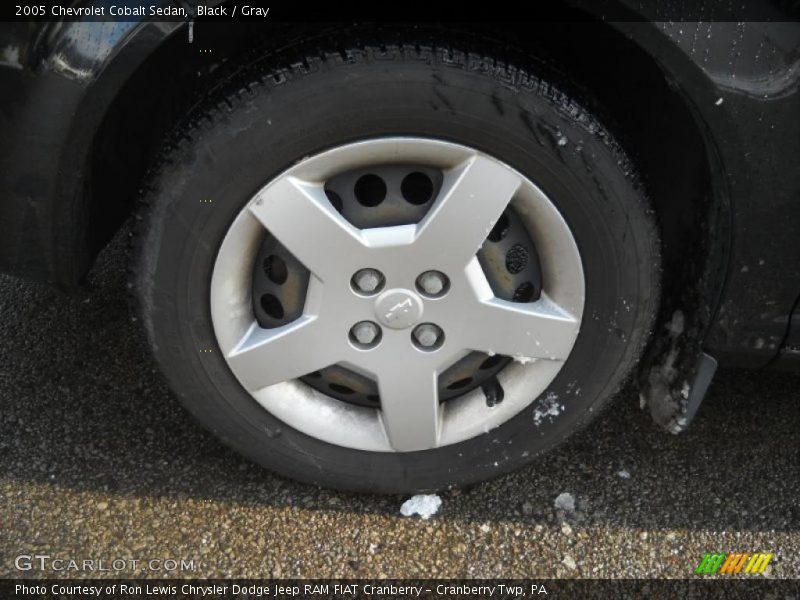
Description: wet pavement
1,233,798,579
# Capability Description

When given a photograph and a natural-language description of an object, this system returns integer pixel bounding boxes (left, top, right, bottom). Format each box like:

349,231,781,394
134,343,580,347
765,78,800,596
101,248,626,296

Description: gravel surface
1,232,798,579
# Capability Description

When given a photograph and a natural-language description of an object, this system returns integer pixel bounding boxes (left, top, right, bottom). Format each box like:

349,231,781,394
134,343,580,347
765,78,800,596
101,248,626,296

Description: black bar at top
2,0,799,23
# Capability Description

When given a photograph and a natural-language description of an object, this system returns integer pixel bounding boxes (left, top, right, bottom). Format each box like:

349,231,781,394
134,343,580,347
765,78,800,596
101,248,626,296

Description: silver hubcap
210,138,584,452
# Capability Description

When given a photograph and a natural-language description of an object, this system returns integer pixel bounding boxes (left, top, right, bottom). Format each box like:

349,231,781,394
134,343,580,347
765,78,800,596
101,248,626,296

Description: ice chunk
666,310,684,336
400,494,442,520
554,492,576,512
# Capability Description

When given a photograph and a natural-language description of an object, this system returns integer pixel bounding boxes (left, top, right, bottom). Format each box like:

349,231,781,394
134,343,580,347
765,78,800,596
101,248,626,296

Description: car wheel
132,41,660,493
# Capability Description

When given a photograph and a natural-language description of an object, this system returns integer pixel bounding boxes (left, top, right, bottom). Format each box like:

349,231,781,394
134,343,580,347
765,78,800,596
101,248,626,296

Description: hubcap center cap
374,289,424,329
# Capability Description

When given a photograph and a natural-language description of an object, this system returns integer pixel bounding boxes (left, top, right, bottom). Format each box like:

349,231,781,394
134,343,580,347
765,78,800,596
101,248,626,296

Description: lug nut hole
488,212,510,242
260,293,284,319
263,254,288,284
479,354,504,370
354,174,387,207
329,383,355,395
512,282,536,303
447,377,473,390
401,171,434,205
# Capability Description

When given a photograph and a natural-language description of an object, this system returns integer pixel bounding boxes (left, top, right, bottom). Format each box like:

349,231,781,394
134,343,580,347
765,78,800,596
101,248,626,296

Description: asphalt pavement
1,231,798,579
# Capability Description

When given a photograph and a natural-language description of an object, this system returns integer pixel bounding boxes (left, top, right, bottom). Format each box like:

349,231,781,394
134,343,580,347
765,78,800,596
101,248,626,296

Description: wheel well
90,18,725,365
88,22,335,254
486,21,726,368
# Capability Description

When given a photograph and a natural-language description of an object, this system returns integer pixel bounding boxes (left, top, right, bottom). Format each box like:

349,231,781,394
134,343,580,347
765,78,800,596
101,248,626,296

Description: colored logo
696,552,774,575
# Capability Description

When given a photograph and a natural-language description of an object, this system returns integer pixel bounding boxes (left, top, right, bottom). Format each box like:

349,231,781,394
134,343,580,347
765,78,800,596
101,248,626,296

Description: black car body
1,2,799,438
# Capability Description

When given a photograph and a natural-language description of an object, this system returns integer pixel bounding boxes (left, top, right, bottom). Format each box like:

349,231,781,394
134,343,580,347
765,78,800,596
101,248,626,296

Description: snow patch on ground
554,492,575,512
668,416,688,434
400,494,442,520
666,310,685,336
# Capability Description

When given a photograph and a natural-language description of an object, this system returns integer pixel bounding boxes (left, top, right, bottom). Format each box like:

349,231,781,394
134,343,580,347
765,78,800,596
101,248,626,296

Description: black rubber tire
132,41,660,493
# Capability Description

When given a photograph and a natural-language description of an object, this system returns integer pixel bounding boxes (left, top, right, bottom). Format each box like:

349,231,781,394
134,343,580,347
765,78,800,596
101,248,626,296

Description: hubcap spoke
413,154,522,268
467,295,580,361
375,354,441,452
249,177,365,280
226,316,336,391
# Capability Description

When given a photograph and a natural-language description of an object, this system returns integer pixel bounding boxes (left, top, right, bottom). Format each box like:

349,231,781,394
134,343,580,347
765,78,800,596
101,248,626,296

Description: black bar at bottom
3,578,799,600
